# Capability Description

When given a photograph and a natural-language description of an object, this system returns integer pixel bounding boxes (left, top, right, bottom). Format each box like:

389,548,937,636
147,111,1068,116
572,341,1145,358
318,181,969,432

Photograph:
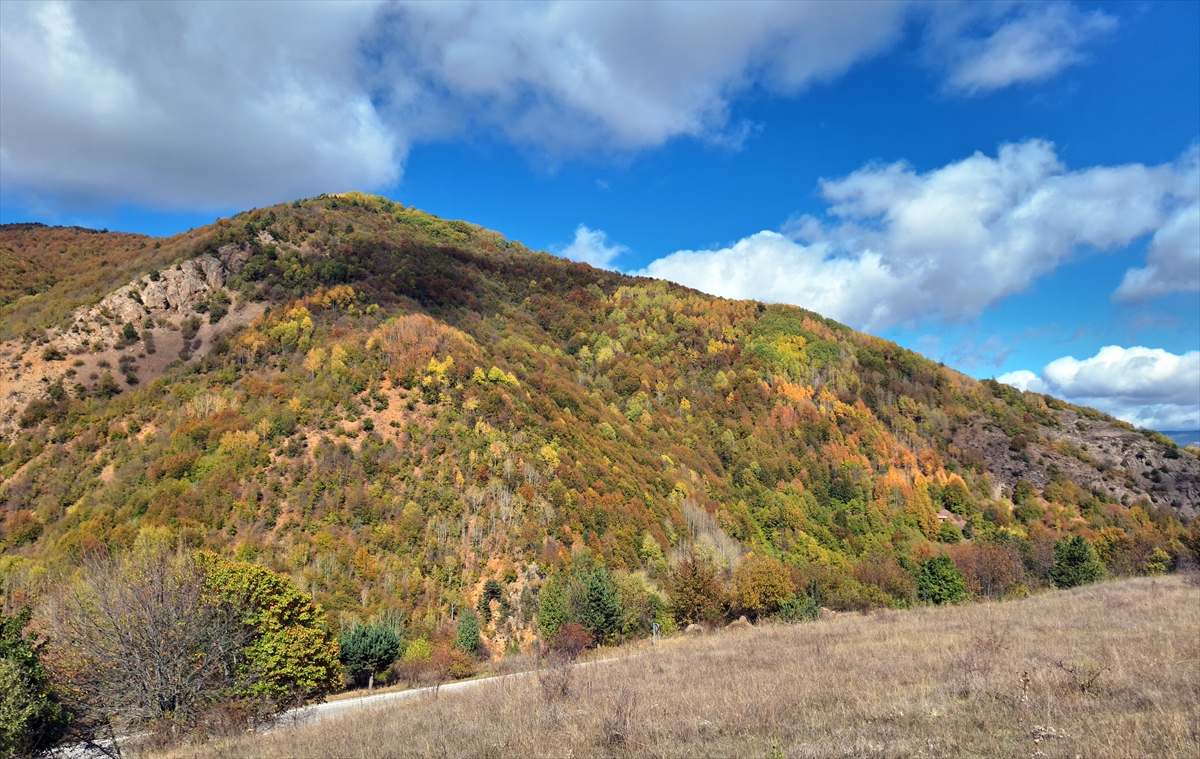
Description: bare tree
41,549,247,738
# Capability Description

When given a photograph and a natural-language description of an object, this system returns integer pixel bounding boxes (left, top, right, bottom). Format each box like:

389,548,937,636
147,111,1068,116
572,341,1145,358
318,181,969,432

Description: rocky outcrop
50,254,233,353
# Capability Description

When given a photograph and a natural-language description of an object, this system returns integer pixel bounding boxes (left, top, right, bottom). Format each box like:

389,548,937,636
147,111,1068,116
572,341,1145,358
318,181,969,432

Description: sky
1,0,1198,431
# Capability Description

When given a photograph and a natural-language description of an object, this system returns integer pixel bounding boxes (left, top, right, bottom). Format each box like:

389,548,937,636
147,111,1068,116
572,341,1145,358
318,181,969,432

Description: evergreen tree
338,624,400,691
454,610,481,656
577,566,621,644
1050,535,1104,588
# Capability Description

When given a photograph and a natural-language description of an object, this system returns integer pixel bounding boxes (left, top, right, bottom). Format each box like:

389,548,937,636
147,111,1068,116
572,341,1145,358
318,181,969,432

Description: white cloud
999,346,1200,430
0,1,397,209
0,1,1117,211
1114,146,1200,301
557,225,628,269
639,141,1196,331
936,3,1116,94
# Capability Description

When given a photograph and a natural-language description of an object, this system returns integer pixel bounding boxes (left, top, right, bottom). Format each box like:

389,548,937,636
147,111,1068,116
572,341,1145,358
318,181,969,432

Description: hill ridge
2,192,1196,651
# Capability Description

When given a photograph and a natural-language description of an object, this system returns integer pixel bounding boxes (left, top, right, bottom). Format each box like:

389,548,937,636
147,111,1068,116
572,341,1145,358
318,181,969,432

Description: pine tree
338,624,400,691
454,611,481,657
1050,535,1104,588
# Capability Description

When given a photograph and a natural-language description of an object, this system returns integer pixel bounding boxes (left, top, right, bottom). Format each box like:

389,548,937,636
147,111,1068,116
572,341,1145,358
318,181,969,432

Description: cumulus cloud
0,1,397,209
639,141,1196,331
999,346,1200,430
0,1,1116,210
1114,146,1200,301
934,3,1116,94
557,225,628,269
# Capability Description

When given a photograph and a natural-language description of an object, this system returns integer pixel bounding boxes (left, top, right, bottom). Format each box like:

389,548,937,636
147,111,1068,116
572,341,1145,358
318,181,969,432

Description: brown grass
150,576,1199,759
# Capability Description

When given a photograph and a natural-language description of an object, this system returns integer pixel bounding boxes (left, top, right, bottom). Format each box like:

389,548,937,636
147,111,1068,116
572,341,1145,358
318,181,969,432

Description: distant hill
2,192,1196,648
1163,430,1200,448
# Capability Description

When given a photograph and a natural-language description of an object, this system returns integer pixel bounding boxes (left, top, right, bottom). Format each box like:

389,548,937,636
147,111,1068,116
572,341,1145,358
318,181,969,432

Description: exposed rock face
218,243,250,275
953,407,1200,520
48,254,233,354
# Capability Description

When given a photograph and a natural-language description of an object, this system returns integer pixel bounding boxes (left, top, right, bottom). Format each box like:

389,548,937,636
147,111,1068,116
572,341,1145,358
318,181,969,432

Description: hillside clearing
153,575,1200,759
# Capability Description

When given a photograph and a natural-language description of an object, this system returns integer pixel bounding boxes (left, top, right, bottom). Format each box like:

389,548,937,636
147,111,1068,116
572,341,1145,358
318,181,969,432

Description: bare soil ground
148,575,1199,759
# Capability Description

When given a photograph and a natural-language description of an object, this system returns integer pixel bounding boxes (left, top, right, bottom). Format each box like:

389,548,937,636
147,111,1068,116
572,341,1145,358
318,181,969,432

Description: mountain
2,193,1196,647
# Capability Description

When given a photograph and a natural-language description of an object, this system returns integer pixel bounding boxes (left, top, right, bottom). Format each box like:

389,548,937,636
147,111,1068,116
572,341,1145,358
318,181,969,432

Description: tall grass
152,576,1199,758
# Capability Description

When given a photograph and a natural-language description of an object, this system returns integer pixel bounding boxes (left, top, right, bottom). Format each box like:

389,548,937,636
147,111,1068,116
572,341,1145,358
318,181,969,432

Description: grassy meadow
151,575,1200,759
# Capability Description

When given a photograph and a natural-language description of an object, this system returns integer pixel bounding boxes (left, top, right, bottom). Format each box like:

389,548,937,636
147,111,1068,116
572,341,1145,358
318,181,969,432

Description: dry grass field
153,576,1199,759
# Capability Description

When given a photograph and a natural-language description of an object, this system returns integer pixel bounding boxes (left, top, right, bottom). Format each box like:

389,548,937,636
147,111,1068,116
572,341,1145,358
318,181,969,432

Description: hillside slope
2,193,1196,647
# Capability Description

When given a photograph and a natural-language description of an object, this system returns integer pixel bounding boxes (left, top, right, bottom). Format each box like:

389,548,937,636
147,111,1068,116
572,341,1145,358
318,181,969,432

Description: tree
42,548,340,740
454,610,481,657
338,624,399,691
668,551,726,626
477,579,504,623
536,559,621,645
917,555,967,605
730,553,794,620
1,606,70,758
196,552,342,707
576,566,620,644
1050,535,1104,588
41,550,247,736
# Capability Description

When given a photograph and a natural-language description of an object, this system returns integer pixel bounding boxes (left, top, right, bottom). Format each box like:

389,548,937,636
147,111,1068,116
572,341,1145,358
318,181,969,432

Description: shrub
94,372,120,399
0,607,70,758
1050,535,1104,588
668,551,726,626
181,316,202,341
917,555,968,605
41,346,65,361
338,624,399,690
402,637,432,662
938,521,964,543
730,553,794,620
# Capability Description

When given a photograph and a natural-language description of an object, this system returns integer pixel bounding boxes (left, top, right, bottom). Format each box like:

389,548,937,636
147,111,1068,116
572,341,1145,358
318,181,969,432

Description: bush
917,555,968,605
730,553,794,620
938,521,964,543
1050,535,1104,588
0,607,70,758
338,624,399,690
668,551,726,626
181,316,202,341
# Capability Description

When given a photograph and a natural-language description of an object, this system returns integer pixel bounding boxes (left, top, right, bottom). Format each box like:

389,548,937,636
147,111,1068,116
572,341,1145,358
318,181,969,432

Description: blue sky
1,1,1197,430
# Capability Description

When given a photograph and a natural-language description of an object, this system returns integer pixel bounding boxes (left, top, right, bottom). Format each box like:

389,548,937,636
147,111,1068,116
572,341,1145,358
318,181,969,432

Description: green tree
917,555,968,605
1050,535,1104,588
577,565,621,644
535,559,621,644
338,624,399,691
454,610,481,656
477,579,504,623
196,552,342,707
0,607,70,759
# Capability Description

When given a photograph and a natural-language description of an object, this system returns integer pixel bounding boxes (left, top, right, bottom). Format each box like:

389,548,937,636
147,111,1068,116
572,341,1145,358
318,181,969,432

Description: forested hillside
3,192,1198,654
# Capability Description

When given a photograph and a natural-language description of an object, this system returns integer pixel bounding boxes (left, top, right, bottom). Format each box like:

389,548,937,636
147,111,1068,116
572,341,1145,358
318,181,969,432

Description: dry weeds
149,576,1199,759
